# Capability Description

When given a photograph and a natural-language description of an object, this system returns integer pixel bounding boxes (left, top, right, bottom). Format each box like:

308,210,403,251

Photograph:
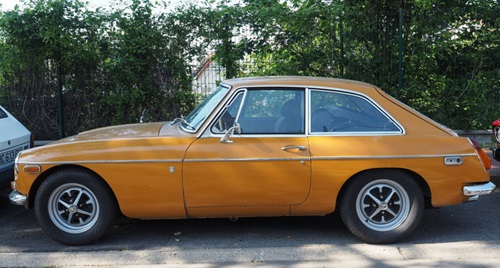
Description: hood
54,122,167,144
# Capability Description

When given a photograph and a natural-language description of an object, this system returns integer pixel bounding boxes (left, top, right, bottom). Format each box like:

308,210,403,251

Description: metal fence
191,10,404,98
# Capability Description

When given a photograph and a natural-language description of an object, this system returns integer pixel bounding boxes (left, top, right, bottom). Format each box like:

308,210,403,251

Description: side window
242,89,304,134
211,88,305,134
211,93,244,134
310,90,400,133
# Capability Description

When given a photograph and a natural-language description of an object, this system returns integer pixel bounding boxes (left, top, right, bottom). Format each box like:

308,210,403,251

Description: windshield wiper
169,117,196,130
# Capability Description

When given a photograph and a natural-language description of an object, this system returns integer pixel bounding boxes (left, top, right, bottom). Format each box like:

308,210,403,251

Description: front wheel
35,169,117,245
340,170,424,244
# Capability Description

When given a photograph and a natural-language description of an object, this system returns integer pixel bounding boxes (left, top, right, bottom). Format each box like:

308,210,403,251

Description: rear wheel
340,170,423,244
35,169,117,245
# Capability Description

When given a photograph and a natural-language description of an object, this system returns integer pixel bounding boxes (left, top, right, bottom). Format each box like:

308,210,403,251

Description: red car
492,119,500,161
493,119,500,146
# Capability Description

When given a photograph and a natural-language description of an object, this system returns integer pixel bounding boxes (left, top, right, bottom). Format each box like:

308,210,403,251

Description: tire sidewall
340,170,424,244
35,169,116,245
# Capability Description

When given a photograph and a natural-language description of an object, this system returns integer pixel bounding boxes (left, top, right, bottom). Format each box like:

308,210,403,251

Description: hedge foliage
0,0,498,139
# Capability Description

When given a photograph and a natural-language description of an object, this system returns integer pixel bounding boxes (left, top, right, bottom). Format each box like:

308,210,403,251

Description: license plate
0,146,26,166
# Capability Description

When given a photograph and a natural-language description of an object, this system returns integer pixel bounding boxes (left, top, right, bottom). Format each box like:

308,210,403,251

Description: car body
0,105,32,188
9,76,496,245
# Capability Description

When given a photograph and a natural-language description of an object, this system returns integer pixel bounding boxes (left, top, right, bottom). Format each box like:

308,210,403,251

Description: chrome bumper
463,182,496,202
9,190,27,206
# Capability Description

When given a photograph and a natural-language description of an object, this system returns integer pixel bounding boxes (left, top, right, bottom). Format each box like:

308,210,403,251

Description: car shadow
1,187,499,253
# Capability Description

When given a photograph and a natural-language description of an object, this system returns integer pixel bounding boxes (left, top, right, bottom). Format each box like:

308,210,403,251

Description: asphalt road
1,184,499,267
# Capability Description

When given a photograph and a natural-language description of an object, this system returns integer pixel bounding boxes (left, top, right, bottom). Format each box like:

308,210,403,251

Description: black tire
340,170,424,244
34,168,117,245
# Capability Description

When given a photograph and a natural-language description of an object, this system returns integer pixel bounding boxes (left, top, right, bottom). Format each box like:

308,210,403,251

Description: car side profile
0,105,32,188
9,77,496,245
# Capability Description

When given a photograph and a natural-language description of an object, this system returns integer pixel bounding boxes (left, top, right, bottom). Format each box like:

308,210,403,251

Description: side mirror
220,123,241,144
492,147,500,162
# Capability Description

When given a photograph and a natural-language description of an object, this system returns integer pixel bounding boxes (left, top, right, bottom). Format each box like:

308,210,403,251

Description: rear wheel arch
337,168,431,210
336,168,429,244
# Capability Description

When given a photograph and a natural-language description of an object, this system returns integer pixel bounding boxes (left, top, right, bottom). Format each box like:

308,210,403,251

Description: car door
183,87,311,215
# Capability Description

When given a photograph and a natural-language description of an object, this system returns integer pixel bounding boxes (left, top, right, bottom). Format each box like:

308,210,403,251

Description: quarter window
310,90,400,133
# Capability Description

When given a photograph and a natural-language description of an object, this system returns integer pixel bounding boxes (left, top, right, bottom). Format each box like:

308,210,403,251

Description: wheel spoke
383,190,396,203
366,192,381,205
73,189,84,206
367,208,381,220
385,208,398,217
76,208,93,216
57,199,71,209
66,211,75,223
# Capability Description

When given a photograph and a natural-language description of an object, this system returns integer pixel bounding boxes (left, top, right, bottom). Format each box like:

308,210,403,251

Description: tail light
469,138,491,171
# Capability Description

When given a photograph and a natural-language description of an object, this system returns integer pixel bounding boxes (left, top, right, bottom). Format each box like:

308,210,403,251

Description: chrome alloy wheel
355,179,410,232
47,183,99,234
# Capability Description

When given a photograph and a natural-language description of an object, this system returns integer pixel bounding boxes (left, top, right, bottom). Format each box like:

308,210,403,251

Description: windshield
183,85,230,131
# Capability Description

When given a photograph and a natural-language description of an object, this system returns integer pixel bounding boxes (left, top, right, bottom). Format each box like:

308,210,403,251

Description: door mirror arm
220,123,241,144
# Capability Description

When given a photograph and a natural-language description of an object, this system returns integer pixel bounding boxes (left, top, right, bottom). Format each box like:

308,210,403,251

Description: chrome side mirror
220,123,241,144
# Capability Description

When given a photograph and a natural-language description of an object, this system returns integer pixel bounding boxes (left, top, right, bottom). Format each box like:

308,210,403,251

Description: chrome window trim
199,84,405,139
307,87,404,135
181,84,232,134
208,88,247,135
196,83,236,138
201,85,309,138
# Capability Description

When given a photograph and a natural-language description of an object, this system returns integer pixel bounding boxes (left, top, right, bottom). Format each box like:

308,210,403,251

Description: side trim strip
185,157,310,163
18,153,477,165
18,159,182,165
313,153,477,161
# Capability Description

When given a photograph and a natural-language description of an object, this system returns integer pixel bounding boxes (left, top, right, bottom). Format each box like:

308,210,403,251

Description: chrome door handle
281,145,307,151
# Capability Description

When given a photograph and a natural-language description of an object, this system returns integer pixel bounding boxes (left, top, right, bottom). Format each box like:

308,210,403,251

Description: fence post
398,8,403,96
57,61,65,139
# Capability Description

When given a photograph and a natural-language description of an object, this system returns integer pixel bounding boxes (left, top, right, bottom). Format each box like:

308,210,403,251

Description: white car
0,105,32,188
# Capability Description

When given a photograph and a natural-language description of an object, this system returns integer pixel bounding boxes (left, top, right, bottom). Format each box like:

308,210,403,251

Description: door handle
281,145,307,151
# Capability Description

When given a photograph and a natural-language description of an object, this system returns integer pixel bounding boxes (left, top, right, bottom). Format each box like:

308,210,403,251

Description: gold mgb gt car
10,77,496,245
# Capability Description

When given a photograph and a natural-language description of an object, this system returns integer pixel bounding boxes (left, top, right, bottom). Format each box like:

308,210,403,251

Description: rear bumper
463,182,496,202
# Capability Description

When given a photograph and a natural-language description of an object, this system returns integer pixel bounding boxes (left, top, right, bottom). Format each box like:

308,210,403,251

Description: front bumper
9,190,27,206
463,182,496,202
9,181,27,206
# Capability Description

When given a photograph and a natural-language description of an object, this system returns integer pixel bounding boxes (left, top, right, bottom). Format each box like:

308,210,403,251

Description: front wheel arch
34,167,119,245
28,165,117,210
